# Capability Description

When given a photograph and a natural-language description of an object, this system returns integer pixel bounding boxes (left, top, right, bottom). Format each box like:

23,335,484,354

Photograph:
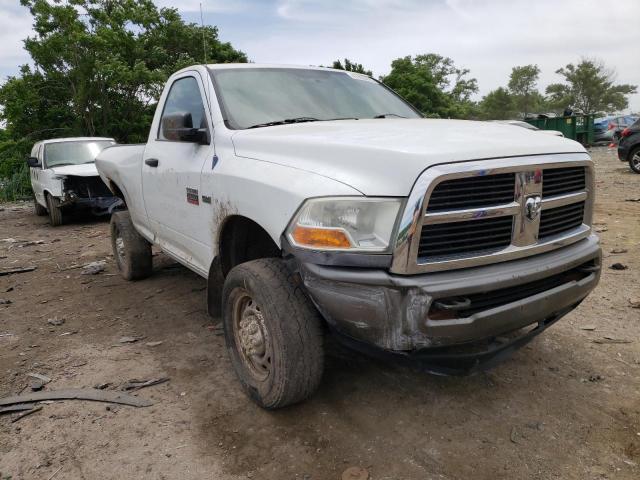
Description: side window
159,76,207,141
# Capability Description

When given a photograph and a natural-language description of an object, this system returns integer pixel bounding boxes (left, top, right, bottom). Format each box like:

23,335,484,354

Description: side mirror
162,112,209,145
26,156,41,168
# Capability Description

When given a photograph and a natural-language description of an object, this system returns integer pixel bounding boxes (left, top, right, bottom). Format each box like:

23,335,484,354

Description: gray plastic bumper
298,235,601,352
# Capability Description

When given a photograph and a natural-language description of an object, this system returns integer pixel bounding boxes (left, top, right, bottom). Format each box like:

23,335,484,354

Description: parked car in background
492,120,564,137
27,137,120,226
618,118,640,173
594,115,638,143
96,64,601,409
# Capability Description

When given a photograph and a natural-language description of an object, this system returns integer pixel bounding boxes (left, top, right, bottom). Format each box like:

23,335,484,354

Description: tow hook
433,296,472,311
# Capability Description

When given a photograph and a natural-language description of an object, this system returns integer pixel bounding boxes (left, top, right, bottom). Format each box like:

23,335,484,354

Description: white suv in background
28,137,119,226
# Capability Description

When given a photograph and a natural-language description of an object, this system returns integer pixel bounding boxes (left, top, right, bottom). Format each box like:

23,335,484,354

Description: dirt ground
1,147,639,480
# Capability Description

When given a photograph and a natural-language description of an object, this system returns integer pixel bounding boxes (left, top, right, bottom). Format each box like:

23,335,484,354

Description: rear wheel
34,197,47,216
629,147,640,174
45,194,63,226
222,258,324,409
110,211,152,280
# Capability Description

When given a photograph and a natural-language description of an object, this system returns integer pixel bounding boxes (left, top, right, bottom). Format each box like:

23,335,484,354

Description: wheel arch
207,214,282,318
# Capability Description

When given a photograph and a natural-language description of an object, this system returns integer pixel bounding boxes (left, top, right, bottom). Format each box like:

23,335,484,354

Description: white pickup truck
96,64,601,409
27,137,119,226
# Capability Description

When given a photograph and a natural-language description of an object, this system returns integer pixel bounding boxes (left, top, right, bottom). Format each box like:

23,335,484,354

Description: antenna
200,3,207,64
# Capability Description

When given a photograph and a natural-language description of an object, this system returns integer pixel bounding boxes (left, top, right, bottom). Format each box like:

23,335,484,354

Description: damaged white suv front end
28,137,120,226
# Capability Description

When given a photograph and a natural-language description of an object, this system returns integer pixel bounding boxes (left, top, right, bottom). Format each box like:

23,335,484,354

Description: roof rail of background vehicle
188,63,357,74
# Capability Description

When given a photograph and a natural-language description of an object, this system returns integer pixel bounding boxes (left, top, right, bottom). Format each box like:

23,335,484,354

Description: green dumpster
525,115,594,146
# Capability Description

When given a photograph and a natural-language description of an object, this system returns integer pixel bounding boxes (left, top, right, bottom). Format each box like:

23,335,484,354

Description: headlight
286,197,402,252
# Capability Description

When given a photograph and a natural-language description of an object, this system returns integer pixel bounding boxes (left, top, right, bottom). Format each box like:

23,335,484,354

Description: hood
48,163,99,177
231,119,586,196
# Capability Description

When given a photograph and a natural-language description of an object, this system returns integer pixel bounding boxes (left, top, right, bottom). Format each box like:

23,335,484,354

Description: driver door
142,73,214,274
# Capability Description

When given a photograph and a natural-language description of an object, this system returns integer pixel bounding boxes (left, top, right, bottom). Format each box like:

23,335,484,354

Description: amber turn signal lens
291,225,352,248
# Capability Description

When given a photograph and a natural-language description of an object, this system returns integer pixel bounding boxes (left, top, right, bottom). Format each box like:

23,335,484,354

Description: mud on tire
110,211,152,280
222,258,324,409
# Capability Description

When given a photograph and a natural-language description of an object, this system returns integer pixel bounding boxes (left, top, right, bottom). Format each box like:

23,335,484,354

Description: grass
0,162,32,202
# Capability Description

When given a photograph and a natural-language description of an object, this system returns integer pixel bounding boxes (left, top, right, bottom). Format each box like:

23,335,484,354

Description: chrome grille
390,154,595,274
419,216,513,259
426,173,515,212
542,167,586,196
539,202,585,239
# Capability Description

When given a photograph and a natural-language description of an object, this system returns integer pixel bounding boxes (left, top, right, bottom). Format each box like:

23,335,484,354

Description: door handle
145,158,159,167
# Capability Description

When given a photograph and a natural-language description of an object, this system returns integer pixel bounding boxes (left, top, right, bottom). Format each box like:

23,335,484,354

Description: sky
0,0,638,112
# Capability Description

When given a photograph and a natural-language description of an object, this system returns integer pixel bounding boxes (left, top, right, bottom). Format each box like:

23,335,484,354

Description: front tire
222,258,324,409
45,194,63,226
629,147,640,174
34,197,47,216
110,211,152,280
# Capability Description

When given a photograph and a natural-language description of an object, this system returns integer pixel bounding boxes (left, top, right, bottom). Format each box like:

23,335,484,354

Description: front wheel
629,147,640,174
34,197,47,216
110,211,152,280
222,258,324,409
45,194,63,226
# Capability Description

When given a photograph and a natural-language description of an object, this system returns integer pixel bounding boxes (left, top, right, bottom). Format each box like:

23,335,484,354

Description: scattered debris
28,373,52,391
625,198,640,202
145,341,163,347
0,333,14,338
47,317,65,326
0,388,154,408
94,383,112,390
0,266,37,277
609,263,628,271
629,298,640,309
18,240,45,248
510,426,519,444
0,298,12,305
588,374,604,382
610,248,628,254
593,337,632,345
81,260,106,275
118,336,143,344
121,377,170,392
11,405,43,423
580,325,596,331
0,403,36,414
594,226,608,233
59,331,78,336
341,466,370,480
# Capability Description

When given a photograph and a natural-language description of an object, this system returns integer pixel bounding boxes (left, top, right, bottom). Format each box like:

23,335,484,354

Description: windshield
208,68,421,129
44,140,114,168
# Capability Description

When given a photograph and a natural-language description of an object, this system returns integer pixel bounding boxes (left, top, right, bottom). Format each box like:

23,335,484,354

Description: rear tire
222,258,324,409
34,197,47,216
110,211,152,280
45,194,63,226
629,147,640,174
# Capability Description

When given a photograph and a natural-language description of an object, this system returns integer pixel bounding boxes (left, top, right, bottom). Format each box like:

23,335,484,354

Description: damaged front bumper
60,175,122,215
291,235,601,373
61,193,122,215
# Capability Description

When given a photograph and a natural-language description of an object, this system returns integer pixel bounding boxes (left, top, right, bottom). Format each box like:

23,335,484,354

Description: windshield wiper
248,117,320,129
50,163,74,168
373,113,406,119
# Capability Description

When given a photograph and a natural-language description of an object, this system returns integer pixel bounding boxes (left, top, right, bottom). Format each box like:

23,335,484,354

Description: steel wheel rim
632,152,640,168
232,290,272,382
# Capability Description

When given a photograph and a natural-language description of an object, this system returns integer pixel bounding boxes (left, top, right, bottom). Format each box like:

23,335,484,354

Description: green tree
546,59,637,114
479,87,516,120
508,64,541,116
331,59,372,76
0,0,246,199
381,54,478,118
